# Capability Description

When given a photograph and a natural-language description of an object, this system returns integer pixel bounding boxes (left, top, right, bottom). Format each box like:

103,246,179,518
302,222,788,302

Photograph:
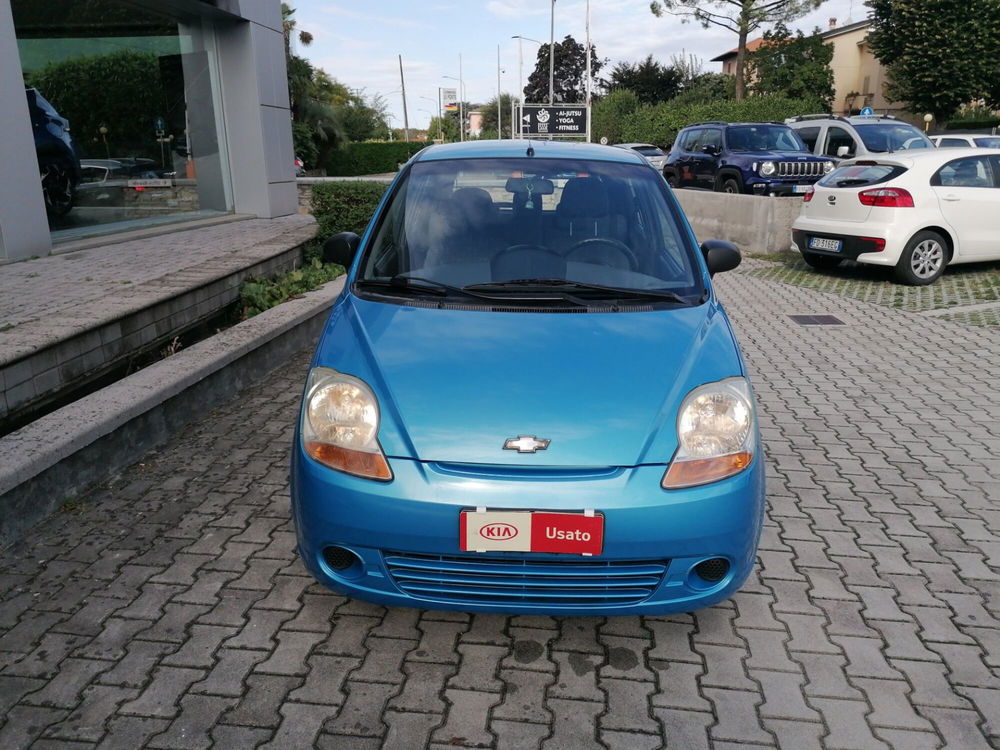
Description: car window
634,146,664,157
358,157,704,301
797,126,821,152
824,127,856,158
975,137,1000,148
679,129,702,152
701,129,722,151
818,163,907,188
853,124,933,151
939,138,970,148
726,125,807,152
933,156,995,188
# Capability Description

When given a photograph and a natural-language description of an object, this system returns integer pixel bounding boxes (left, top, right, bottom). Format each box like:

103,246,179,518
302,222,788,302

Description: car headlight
661,377,756,489
823,161,834,173
301,367,392,481
760,161,776,176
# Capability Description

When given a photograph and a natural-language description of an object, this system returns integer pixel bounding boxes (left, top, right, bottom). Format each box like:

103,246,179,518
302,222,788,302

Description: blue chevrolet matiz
291,140,764,615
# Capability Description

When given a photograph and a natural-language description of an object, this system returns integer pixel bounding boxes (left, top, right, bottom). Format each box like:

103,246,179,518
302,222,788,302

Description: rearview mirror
701,239,741,276
323,232,360,267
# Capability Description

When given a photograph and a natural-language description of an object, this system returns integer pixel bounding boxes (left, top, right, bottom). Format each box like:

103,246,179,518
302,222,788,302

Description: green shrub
240,258,344,318
310,181,389,240
593,94,824,149
322,141,427,176
591,89,641,145
945,118,1000,130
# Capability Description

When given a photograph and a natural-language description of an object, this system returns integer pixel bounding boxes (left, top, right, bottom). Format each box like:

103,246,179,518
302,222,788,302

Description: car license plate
792,184,810,194
460,509,604,555
808,237,842,252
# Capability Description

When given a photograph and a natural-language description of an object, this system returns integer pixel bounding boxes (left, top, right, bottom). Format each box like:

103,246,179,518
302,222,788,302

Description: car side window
797,126,821,152
701,129,722,152
933,156,995,188
680,129,702,152
939,138,969,148
824,127,856,158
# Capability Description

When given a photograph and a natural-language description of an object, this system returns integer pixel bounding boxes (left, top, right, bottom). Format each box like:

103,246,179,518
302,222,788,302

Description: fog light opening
322,546,361,574
694,557,730,583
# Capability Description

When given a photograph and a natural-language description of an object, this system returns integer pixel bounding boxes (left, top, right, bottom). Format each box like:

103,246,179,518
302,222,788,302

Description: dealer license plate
808,237,842,252
460,509,604,555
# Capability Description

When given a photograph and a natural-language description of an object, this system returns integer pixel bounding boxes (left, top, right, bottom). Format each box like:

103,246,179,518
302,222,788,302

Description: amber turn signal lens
305,441,393,481
661,451,753,489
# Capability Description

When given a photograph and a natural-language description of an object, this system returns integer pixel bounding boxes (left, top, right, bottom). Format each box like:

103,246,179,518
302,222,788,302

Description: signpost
518,104,587,138
860,106,874,116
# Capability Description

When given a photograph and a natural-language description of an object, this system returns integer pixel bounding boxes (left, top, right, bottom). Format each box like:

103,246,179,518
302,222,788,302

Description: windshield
635,146,664,157
356,157,704,305
726,125,807,152
854,124,933,152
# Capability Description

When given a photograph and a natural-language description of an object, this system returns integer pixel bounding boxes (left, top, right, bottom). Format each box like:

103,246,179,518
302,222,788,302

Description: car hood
735,150,825,161
311,294,744,467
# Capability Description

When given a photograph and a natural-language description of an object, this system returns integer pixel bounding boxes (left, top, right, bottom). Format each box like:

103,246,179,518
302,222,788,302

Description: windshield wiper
357,275,576,304
465,278,694,305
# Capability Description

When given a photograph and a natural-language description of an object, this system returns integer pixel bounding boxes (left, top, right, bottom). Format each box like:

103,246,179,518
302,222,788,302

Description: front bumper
749,179,818,197
291,447,766,615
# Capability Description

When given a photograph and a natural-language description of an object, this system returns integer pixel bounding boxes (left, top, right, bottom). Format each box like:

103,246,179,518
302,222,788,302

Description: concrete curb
0,276,345,547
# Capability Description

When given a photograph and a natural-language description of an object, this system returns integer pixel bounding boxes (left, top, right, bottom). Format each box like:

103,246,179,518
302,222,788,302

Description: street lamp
549,0,556,106
923,113,934,133
511,35,543,104
420,95,443,142
443,72,467,142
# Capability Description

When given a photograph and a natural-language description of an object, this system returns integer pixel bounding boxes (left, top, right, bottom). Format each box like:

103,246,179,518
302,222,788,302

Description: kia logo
479,523,518,540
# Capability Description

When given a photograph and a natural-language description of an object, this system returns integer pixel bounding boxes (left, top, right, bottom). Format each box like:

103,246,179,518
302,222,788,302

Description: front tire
801,252,843,271
716,175,742,194
664,170,678,189
41,164,75,217
894,231,947,285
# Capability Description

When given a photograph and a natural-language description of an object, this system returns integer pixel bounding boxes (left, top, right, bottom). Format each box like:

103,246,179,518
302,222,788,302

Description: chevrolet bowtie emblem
503,436,551,453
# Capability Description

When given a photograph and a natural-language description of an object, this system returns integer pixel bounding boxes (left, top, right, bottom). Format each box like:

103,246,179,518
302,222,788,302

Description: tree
867,0,1000,122
603,55,682,104
747,23,834,108
650,0,826,99
591,89,641,144
523,35,605,104
478,93,517,139
671,73,736,105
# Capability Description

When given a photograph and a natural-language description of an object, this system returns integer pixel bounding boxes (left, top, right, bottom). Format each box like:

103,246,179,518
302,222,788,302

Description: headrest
557,177,609,218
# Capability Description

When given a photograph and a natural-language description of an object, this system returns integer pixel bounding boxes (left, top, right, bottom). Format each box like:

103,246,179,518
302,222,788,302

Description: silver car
613,142,667,170
786,114,933,164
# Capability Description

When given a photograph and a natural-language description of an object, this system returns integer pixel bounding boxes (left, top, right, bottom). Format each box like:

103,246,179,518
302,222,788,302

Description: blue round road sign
860,107,874,116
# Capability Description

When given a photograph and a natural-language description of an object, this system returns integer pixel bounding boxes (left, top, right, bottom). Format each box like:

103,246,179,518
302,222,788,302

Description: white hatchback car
791,148,1000,284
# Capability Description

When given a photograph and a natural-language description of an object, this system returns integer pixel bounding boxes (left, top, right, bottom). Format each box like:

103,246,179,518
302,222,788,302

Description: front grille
777,161,825,178
383,552,670,606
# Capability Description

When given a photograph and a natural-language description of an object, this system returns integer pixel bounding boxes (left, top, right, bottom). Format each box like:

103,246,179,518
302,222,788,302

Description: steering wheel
565,238,638,271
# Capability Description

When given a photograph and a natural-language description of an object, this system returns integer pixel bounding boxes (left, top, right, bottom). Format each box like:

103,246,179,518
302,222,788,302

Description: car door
931,155,1000,259
823,126,857,162
692,128,723,189
674,129,701,188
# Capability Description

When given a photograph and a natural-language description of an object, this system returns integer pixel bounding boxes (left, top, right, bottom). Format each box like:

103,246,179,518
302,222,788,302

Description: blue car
291,139,765,615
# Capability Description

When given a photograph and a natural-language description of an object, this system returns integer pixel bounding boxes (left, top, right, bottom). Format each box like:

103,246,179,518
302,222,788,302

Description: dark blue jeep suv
663,121,834,196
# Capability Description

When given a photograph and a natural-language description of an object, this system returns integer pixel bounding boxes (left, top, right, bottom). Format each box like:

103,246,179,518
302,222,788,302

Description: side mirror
702,143,720,156
701,239,742,276
323,232,360,267
837,145,851,158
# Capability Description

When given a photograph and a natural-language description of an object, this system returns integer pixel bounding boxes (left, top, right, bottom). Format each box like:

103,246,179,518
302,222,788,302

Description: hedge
311,181,389,240
591,93,825,149
323,141,427,176
945,118,1000,131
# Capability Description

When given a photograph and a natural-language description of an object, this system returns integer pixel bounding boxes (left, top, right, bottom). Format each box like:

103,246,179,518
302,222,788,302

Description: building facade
1,0,296,263
711,19,907,118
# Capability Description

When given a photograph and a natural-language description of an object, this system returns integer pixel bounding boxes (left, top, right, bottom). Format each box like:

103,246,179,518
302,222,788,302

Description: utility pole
398,54,410,142
549,0,556,106
459,53,465,142
585,0,591,142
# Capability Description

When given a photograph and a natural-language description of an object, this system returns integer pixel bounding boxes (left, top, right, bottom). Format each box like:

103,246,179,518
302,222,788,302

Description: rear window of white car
817,163,907,188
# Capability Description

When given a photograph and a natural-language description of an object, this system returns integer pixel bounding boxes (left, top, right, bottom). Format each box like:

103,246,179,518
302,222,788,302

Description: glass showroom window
13,0,233,241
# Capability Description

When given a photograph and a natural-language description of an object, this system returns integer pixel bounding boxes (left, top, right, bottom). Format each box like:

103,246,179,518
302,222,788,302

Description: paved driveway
1,269,998,749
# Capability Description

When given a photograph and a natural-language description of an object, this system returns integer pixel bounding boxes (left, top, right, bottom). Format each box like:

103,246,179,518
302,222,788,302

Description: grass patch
747,254,1000,314
239,242,344,318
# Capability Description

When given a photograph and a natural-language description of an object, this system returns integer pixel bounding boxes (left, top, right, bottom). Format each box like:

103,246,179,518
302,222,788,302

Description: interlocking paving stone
3,269,1000,747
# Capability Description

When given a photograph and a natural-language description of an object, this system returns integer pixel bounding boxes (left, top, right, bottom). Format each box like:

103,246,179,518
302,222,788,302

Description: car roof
614,143,657,149
413,139,647,165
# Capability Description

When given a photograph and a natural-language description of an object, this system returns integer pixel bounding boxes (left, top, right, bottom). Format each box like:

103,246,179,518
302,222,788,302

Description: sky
291,0,862,130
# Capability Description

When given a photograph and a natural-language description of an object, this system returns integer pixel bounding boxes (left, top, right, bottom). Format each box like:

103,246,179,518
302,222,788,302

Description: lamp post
923,113,934,133
511,35,542,105
420,95,443,142
549,0,556,106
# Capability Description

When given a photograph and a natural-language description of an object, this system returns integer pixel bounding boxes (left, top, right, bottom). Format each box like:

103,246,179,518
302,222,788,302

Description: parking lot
0,265,998,750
